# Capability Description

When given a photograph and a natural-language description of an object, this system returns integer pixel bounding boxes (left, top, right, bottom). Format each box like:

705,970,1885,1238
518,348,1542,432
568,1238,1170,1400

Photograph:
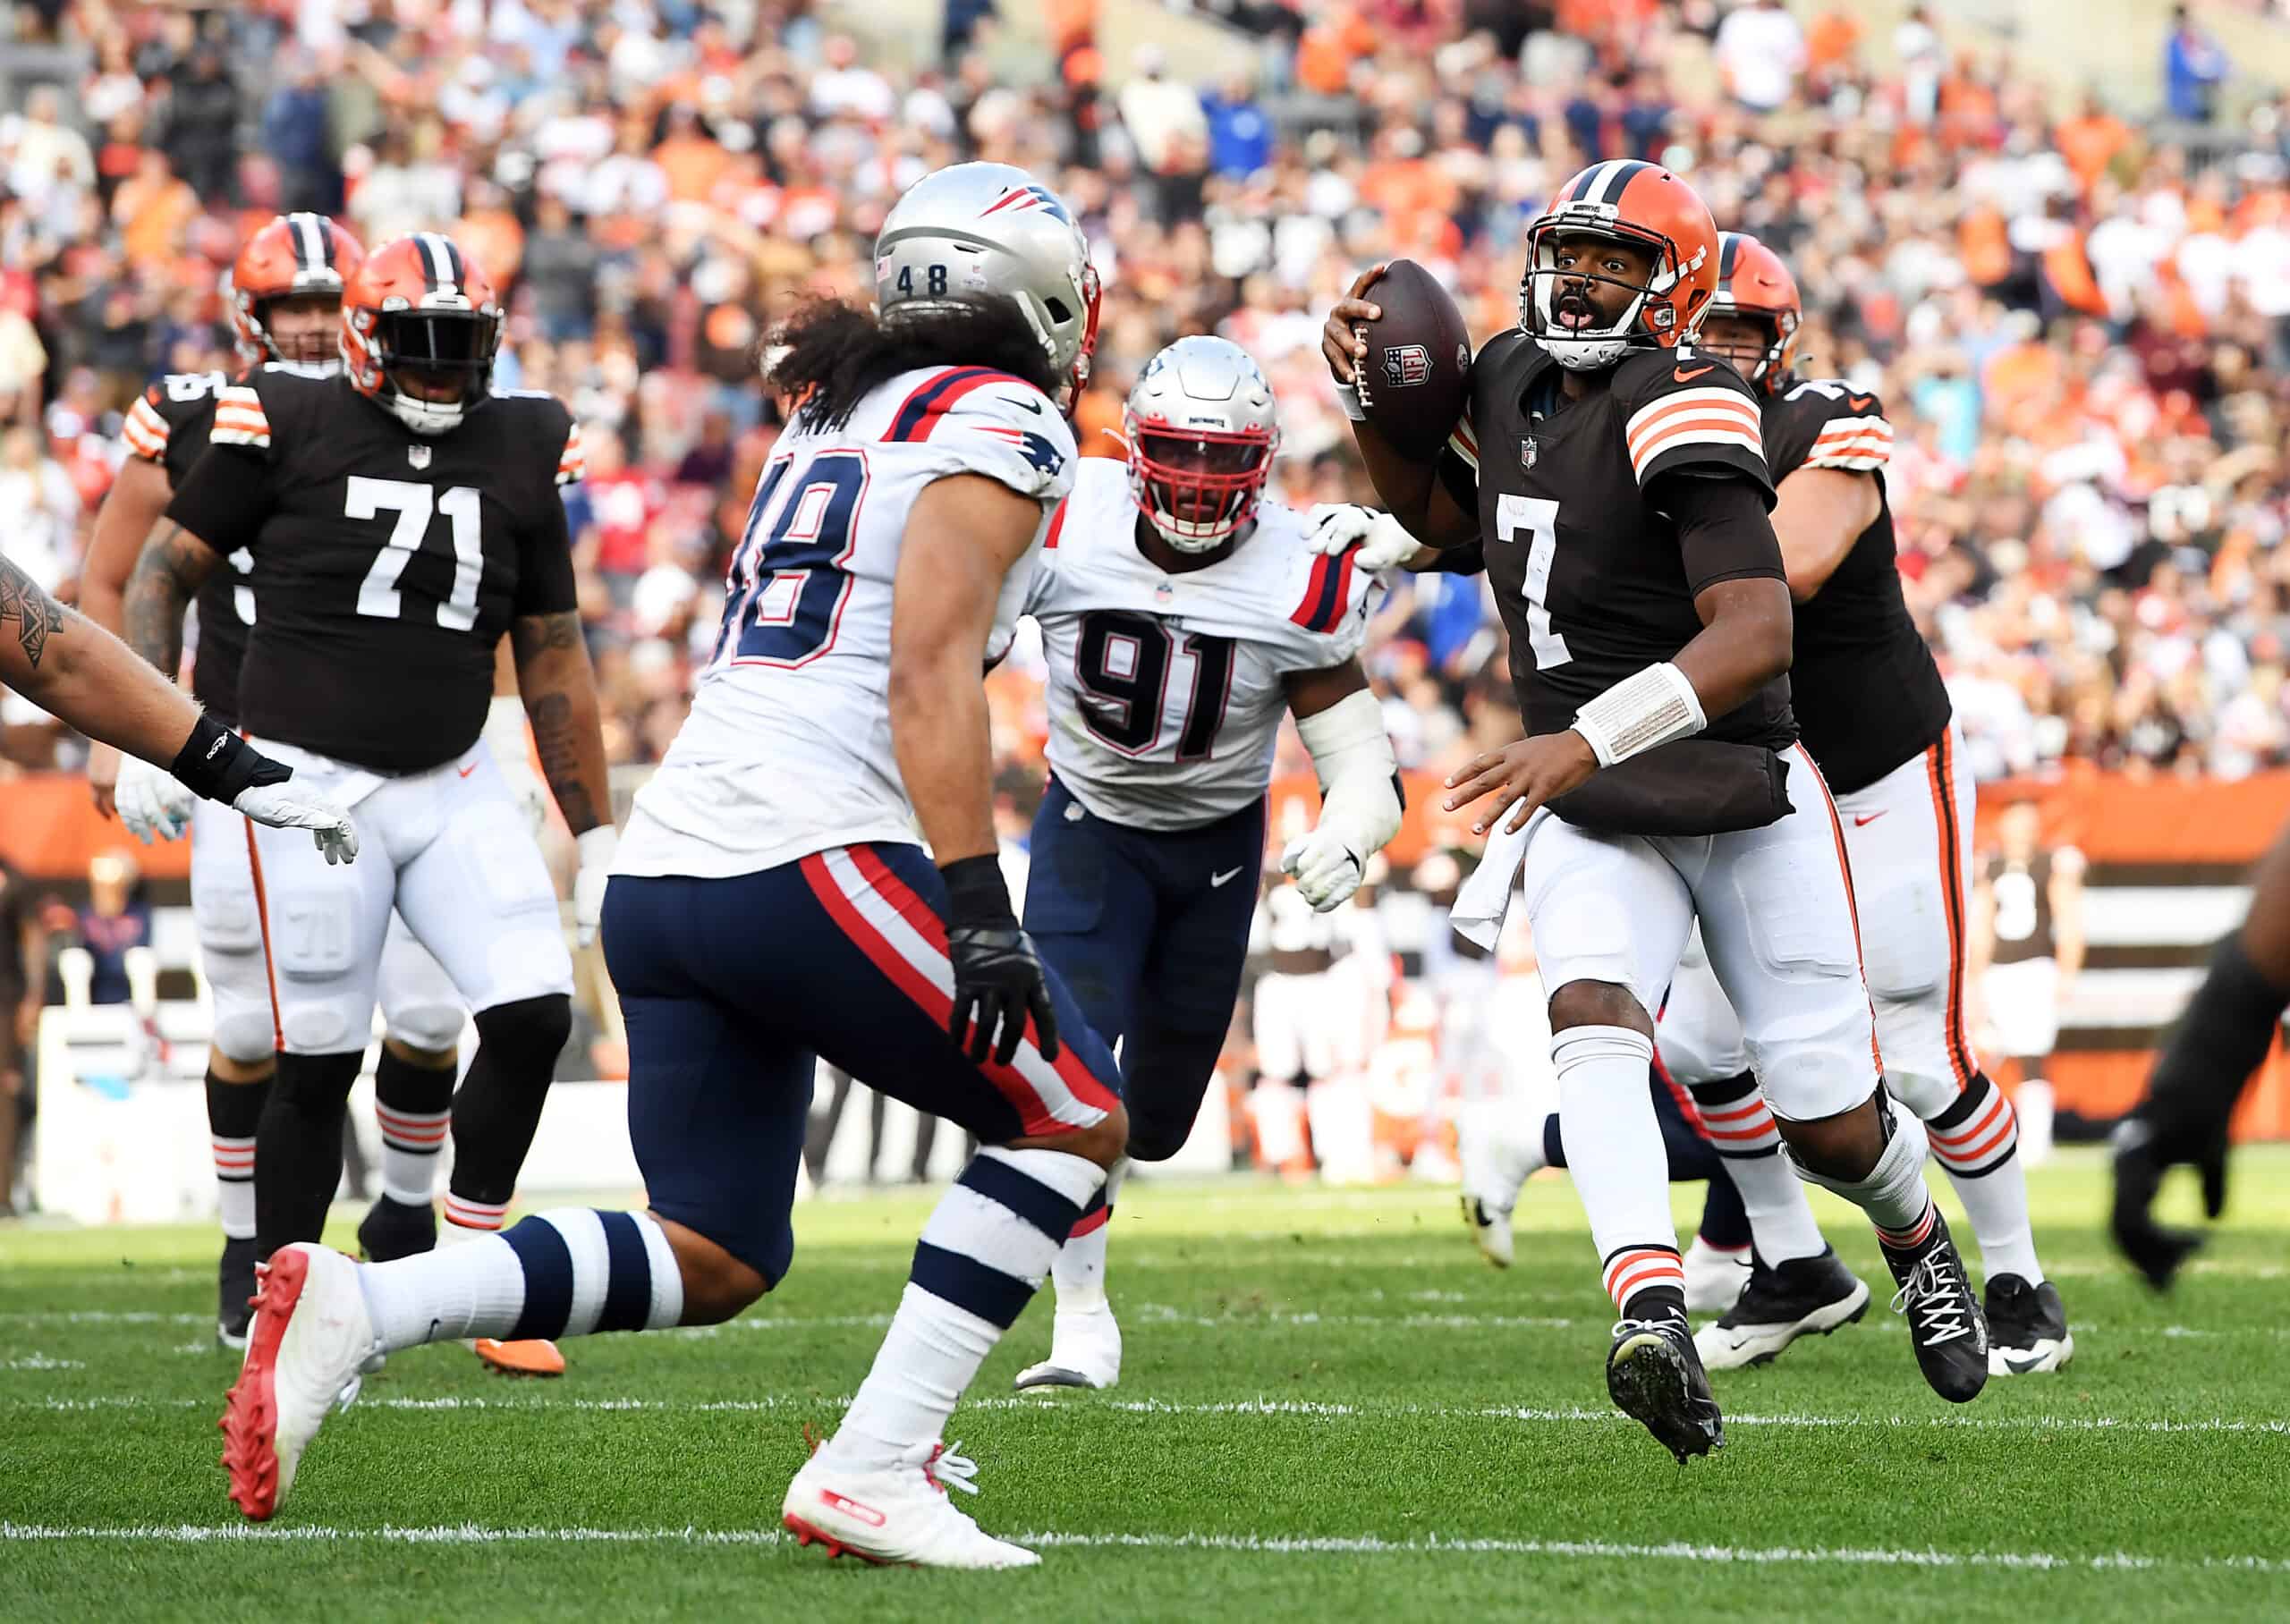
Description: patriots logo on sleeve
1018,431,1066,478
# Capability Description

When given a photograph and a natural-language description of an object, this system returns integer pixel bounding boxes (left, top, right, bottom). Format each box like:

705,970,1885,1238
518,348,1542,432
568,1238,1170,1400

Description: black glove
2110,1112,2230,1291
939,855,1060,1067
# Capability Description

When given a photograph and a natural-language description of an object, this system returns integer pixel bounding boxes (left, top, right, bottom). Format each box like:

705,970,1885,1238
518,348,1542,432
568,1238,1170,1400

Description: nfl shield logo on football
1520,437,1539,469
407,444,432,469
1381,344,1431,388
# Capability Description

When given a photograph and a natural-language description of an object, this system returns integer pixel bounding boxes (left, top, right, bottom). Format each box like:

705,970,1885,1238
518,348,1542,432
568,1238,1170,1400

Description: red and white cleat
219,1243,375,1521
782,1440,1039,1569
473,1338,565,1377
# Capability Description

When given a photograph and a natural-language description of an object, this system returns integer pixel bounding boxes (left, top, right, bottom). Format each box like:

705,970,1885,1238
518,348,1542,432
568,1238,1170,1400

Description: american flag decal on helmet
979,184,1073,223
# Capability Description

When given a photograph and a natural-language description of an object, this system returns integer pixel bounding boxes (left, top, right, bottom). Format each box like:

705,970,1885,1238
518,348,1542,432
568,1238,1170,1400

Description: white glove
573,825,618,947
1281,825,1365,913
1303,503,1419,571
115,754,197,845
234,782,360,866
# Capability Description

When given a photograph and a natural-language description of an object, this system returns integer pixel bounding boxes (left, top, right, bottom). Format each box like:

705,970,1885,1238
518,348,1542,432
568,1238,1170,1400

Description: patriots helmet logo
980,184,1073,224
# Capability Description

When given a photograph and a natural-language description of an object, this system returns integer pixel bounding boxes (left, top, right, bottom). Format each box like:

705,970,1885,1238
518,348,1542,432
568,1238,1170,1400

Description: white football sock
1551,1026,1683,1311
1925,1077,2043,1283
1049,1156,1126,1310
1795,1103,1937,1238
213,1137,257,1240
359,1206,683,1354
827,1146,1105,1474
1685,1072,1827,1265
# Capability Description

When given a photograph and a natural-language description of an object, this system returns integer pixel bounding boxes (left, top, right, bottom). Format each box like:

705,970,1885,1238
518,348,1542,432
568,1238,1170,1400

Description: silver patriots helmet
873,162,1101,410
1123,335,1281,553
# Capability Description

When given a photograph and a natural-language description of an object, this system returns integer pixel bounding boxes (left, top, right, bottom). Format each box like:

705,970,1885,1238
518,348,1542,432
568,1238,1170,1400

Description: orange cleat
473,1337,565,1377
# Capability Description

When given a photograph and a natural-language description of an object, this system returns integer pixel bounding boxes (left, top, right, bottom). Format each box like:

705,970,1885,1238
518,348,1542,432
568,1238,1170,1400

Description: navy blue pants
1542,1065,1752,1250
1024,778,1264,1162
601,842,1121,1283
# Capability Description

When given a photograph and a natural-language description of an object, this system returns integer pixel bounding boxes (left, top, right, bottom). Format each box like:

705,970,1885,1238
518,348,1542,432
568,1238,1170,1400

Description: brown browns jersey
1435,334,1794,751
123,370,256,723
165,371,583,772
1761,378,1951,795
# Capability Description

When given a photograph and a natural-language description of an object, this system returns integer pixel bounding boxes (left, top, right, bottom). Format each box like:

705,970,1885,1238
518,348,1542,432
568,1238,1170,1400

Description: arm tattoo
122,520,216,678
526,691,601,833
0,554,65,671
510,610,585,661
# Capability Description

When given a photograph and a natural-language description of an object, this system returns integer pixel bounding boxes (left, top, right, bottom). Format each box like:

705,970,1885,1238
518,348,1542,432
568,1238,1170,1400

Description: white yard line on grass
0,1521,2283,1576
13,1391,2290,1436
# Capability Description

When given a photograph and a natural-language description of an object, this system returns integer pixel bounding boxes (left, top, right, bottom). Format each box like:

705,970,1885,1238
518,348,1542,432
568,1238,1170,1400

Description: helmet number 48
896,265,951,297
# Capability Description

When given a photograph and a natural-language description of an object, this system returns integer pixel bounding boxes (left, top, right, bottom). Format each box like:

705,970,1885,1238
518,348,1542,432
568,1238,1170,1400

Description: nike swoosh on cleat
1674,365,1715,383
1853,810,1887,825
1210,867,1246,888
2003,1352,2052,1374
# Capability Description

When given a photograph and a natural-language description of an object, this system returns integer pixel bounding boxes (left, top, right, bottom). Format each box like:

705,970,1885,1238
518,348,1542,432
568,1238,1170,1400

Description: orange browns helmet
340,233,505,437
1521,159,1721,371
229,213,366,367
1709,233,1803,393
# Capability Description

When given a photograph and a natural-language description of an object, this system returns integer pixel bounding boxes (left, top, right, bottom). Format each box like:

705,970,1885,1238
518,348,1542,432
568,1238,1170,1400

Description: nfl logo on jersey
407,444,432,469
1382,345,1432,388
1521,437,1539,469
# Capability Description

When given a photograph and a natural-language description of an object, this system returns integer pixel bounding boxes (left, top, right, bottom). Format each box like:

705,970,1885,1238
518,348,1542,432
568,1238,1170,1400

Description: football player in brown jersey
80,216,480,1355
123,234,612,1381
1322,160,1987,1459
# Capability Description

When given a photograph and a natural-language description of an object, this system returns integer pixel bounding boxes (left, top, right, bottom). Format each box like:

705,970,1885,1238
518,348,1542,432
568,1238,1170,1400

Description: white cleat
220,1243,377,1520
782,1440,1039,1569
1683,1235,1753,1315
1457,1098,1546,1269
1013,1301,1122,1392
1461,1194,1514,1268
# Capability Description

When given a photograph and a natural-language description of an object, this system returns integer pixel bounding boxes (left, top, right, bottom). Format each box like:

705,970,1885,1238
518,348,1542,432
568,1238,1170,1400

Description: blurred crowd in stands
2,0,2289,808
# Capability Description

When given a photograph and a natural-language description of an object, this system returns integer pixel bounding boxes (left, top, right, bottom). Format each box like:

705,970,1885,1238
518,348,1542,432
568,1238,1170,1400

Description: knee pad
382,1000,465,1054
281,1002,360,1053
473,994,573,1085
209,1007,279,1068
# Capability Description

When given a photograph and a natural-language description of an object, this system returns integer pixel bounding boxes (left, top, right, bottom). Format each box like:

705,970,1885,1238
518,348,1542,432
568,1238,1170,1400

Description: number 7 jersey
1025,458,1385,832
617,365,1078,879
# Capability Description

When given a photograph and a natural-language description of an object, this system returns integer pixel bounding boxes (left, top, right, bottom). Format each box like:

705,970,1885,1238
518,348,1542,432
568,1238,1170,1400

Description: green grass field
5,1150,2289,1622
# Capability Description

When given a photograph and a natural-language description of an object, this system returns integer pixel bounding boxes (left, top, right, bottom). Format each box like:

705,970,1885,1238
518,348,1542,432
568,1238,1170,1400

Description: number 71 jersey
617,365,1078,879
1025,459,1385,832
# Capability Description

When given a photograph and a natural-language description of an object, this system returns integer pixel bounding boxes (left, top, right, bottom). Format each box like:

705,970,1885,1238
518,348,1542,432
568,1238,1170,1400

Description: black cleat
1605,1314,1725,1463
356,1194,437,1264
1879,1211,1989,1403
1984,1274,2074,1375
217,1235,259,1350
1693,1248,1871,1370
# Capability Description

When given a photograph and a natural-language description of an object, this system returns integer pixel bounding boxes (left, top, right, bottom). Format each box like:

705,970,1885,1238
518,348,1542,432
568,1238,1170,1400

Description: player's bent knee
472,993,572,1084
209,1047,276,1086
652,1214,771,1324
381,1034,459,1070
209,1008,281,1070
1124,1115,1190,1163
1548,978,1651,1035
1012,1104,1129,1170
382,1004,465,1057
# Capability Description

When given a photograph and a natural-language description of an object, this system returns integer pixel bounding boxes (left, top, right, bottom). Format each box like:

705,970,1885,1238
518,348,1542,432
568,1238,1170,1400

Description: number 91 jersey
616,366,1078,879
1025,459,1385,832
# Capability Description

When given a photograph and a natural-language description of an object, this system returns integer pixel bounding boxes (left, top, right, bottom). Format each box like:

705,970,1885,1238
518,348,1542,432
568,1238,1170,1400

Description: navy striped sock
360,1207,685,1352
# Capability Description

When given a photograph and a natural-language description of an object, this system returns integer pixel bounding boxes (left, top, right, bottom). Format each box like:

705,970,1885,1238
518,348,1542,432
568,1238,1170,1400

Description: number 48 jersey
1025,459,1385,832
617,366,1078,880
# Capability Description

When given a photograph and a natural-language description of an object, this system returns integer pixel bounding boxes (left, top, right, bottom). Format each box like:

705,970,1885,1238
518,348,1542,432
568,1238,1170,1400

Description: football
1351,258,1474,458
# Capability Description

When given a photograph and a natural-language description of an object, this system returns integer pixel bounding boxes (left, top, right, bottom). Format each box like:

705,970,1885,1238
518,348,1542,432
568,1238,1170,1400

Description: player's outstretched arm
0,552,354,861
892,470,1062,1065
1770,466,1880,603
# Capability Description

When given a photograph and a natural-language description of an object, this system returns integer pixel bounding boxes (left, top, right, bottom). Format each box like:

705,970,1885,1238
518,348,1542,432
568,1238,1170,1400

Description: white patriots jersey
616,365,1076,878
1025,459,1384,832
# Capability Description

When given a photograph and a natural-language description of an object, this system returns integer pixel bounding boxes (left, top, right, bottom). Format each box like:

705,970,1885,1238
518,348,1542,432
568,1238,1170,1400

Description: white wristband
575,824,619,867
1335,381,1367,422
1568,662,1708,768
